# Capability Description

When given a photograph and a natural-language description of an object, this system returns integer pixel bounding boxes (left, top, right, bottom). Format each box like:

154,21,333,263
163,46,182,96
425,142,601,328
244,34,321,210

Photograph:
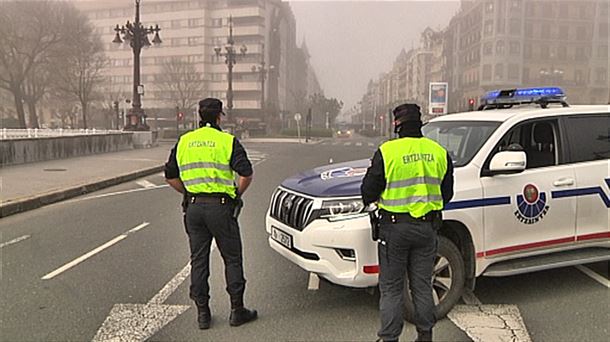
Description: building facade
76,0,316,129
360,0,609,119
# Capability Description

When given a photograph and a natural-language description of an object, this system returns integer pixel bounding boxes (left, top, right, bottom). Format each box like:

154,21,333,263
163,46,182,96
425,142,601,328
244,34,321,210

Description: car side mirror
489,151,527,174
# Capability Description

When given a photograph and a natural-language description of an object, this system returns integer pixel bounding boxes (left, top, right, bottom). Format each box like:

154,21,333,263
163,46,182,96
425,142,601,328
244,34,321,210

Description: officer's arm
164,143,185,194
230,138,254,196
441,152,455,204
361,149,386,205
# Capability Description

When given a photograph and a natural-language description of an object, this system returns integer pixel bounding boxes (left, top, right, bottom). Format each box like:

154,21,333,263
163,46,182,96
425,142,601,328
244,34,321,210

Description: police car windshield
422,121,500,167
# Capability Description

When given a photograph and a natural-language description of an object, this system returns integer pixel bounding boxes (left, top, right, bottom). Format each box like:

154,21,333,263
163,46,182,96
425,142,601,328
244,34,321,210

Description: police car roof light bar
478,86,569,111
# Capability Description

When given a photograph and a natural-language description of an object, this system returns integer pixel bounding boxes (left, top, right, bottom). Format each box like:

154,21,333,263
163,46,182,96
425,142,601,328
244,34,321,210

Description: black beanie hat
393,103,422,128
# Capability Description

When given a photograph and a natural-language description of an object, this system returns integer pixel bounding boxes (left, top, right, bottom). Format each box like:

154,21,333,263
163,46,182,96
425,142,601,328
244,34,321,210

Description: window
524,43,532,58
510,0,521,9
212,18,222,27
482,64,492,81
509,18,521,35
595,68,608,83
558,26,569,39
541,23,550,38
509,41,521,55
525,22,533,37
484,20,493,36
522,67,530,82
171,20,182,29
540,45,549,59
496,40,505,55
188,37,201,46
508,64,520,80
599,45,609,59
485,2,494,13
558,46,567,60
494,63,504,80
565,115,610,163
422,121,501,167
559,3,569,17
492,120,559,169
188,18,202,27
575,47,586,60
574,70,585,84
576,26,587,40
497,18,505,34
483,42,493,55
600,23,609,38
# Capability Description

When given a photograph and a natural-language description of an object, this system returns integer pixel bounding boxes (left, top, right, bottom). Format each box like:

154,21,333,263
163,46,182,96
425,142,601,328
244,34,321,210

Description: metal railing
0,128,128,140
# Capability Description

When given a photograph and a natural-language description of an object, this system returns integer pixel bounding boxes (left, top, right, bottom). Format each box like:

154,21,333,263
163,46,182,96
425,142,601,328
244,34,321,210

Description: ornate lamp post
112,0,161,131
215,16,247,123
251,43,274,124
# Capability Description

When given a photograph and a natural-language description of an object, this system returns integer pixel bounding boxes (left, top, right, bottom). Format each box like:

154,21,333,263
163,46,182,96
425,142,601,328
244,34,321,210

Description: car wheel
403,235,465,323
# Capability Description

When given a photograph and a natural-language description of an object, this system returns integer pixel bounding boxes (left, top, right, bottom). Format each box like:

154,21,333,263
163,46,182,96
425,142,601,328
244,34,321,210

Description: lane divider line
0,235,31,249
41,222,150,280
68,185,169,203
575,265,610,288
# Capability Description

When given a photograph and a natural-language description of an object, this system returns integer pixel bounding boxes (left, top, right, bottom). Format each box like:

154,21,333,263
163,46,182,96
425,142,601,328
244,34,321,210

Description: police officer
361,103,454,342
164,98,257,330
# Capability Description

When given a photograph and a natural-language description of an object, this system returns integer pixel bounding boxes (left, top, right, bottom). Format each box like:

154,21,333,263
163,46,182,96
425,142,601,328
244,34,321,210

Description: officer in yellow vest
361,103,454,342
164,98,257,330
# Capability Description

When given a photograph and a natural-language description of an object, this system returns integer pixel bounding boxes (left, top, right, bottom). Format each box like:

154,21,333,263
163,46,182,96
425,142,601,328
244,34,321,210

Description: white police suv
265,87,610,320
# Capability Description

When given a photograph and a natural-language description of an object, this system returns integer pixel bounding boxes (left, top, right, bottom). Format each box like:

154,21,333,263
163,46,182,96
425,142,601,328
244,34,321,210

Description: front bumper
266,213,379,288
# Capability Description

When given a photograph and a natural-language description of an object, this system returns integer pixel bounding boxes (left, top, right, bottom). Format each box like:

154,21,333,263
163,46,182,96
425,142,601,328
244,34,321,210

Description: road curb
0,164,165,218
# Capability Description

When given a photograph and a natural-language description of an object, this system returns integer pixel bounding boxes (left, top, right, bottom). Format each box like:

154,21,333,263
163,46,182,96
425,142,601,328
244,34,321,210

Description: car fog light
336,248,356,261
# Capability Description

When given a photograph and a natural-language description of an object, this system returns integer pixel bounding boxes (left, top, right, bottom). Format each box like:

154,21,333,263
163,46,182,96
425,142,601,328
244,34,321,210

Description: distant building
75,0,313,127
363,0,609,116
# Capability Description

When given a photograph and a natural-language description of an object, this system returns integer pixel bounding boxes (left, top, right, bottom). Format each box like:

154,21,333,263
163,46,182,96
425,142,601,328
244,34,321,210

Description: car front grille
269,188,315,231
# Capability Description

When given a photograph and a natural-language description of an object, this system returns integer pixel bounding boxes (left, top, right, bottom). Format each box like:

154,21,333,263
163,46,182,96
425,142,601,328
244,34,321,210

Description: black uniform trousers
184,200,246,307
377,217,438,341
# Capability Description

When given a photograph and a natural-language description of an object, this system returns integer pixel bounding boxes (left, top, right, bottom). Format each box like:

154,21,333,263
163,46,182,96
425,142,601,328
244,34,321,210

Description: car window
487,119,560,170
423,121,500,167
564,114,610,163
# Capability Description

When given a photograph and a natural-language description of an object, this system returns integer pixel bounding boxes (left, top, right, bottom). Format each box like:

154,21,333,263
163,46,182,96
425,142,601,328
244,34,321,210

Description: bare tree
98,83,128,129
0,1,66,128
155,58,206,115
53,15,107,129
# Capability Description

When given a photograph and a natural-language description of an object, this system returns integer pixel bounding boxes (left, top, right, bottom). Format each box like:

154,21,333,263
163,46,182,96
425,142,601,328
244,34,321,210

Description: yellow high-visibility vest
177,126,236,198
378,137,448,217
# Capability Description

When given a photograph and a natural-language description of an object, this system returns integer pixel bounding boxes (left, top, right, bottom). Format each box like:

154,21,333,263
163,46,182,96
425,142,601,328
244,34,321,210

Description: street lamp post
215,16,247,123
251,43,274,126
112,0,161,131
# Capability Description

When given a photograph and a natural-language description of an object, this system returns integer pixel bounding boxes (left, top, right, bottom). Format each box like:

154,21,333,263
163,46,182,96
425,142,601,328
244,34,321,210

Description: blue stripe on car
444,196,511,210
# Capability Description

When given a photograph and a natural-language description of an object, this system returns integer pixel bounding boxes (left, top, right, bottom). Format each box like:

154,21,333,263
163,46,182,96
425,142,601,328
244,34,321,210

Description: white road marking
93,263,190,342
344,142,352,146
135,180,156,188
307,272,320,290
448,305,531,342
575,265,610,288
368,143,374,147
332,142,338,145
42,222,150,280
148,263,191,305
0,235,31,249
67,185,169,203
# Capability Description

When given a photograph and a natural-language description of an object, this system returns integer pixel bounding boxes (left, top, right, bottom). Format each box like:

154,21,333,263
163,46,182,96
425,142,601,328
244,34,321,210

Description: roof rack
478,87,570,111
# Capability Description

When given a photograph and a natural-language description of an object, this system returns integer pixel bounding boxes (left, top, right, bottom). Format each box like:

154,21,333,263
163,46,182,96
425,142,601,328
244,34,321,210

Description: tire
403,235,465,323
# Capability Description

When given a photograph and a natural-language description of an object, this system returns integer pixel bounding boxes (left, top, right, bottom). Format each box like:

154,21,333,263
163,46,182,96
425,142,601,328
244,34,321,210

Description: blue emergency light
479,86,568,110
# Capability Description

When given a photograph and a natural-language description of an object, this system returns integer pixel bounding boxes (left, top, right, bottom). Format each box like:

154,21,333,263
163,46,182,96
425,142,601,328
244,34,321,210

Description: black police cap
198,98,226,116
393,103,422,127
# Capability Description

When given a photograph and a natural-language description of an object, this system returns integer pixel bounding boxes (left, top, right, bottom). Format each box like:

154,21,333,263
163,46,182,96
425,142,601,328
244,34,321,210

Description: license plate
271,227,292,249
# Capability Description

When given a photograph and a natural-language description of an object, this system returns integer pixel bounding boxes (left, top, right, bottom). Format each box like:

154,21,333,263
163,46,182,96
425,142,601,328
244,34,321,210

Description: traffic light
177,112,184,121
468,98,475,111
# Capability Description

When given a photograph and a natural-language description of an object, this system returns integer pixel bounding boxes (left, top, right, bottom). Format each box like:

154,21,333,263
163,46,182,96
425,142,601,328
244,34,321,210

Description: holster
369,211,380,241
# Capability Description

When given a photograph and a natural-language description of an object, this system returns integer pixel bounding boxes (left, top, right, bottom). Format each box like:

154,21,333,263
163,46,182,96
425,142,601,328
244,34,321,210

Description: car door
479,118,577,258
561,113,610,241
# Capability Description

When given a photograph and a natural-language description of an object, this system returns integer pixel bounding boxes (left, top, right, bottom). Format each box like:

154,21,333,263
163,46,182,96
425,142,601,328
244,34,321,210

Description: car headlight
316,199,366,221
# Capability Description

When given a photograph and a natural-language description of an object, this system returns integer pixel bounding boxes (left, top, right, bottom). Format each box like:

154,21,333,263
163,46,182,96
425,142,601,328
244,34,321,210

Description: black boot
415,330,432,342
229,307,258,327
196,304,211,330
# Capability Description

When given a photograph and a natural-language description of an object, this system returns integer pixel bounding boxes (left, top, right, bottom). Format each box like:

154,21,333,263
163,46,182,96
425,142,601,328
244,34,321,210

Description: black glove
232,197,244,219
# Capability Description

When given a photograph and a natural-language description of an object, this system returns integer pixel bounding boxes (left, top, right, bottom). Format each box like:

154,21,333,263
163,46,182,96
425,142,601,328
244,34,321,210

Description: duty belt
190,195,233,205
379,209,439,224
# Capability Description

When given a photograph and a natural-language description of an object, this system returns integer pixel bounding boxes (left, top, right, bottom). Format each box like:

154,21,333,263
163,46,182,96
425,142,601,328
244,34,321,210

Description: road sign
429,82,448,115
294,113,302,121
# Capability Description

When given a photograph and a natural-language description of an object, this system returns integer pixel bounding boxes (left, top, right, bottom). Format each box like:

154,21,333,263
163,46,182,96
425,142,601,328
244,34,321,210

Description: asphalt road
1,136,608,342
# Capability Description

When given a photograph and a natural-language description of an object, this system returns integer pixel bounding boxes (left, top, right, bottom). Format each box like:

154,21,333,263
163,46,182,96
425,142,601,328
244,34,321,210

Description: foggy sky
290,0,460,112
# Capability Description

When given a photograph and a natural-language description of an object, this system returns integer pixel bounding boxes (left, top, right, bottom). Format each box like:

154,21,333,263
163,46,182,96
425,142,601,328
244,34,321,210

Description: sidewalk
241,137,324,144
0,143,174,218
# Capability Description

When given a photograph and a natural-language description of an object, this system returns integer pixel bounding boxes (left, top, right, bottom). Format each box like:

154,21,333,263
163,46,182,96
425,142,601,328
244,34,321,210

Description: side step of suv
483,247,610,277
